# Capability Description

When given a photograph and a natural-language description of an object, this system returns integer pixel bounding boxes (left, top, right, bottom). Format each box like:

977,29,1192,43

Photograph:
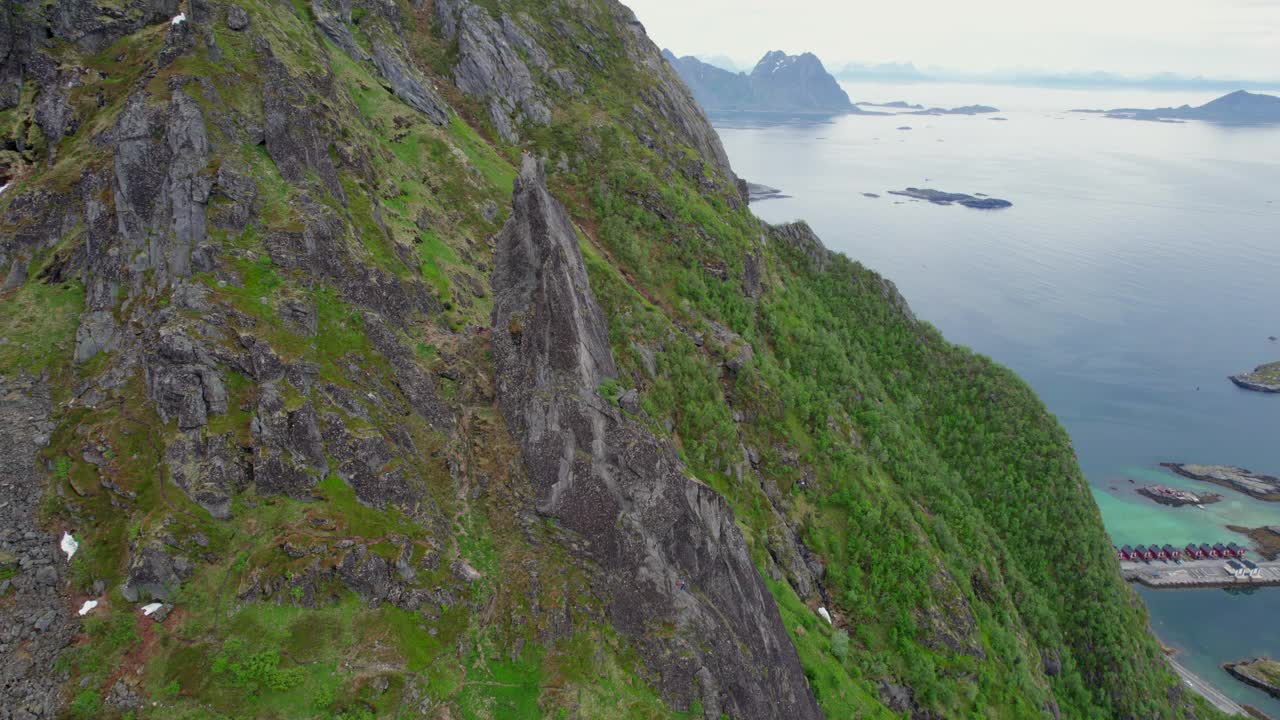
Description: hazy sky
625,0,1280,79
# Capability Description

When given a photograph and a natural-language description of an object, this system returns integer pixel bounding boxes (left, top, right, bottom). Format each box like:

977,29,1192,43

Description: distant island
1161,463,1280,502
905,105,1000,116
1223,658,1280,700
854,101,1000,116
888,188,1012,209
1074,90,1280,124
832,62,1280,94
856,100,923,110
664,49,862,115
1230,361,1280,393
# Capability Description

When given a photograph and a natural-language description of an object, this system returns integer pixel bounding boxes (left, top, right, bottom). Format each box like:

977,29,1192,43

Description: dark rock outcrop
122,542,190,602
164,431,248,519
490,156,821,719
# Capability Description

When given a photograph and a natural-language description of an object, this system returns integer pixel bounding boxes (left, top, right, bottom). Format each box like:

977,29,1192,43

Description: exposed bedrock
490,156,820,720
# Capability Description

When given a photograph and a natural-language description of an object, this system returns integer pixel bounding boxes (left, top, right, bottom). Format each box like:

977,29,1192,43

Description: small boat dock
1121,558,1280,589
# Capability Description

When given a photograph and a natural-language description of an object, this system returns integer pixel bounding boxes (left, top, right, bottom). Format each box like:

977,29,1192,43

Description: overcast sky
624,0,1280,79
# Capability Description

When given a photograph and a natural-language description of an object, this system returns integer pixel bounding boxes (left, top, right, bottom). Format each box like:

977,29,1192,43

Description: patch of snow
141,602,164,616
78,600,99,616
0,182,10,195
817,607,832,625
171,13,186,25
60,532,79,561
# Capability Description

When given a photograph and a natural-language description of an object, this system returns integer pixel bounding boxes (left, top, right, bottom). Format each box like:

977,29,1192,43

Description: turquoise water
714,82,1280,714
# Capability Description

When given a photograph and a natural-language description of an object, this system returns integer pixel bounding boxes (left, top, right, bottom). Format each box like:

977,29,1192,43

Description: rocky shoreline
1162,463,1280,502
1223,658,1280,701
745,181,790,202
1228,525,1280,561
1230,361,1280,393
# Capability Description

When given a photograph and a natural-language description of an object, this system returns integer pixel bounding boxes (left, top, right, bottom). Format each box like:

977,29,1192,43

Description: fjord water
715,82,1280,714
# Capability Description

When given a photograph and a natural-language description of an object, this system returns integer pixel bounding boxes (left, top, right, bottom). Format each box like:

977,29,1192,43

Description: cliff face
665,49,854,114
491,155,819,718
0,1,1215,719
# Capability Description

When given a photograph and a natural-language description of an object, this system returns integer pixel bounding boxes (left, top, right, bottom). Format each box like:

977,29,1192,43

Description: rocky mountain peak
670,48,853,113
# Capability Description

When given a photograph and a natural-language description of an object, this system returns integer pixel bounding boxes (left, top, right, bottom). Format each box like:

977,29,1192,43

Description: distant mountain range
663,50,858,114
1076,90,1280,124
832,64,1280,93
678,54,1280,93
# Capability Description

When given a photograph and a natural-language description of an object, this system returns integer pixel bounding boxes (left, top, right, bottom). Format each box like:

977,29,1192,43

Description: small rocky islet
1161,463,1280,502
1229,360,1280,393
1136,484,1221,507
888,188,1013,209
1226,525,1280,561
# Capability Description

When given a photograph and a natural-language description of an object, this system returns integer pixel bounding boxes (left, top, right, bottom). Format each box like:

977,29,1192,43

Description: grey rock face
164,431,247,519
436,0,551,143
878,680,943,720
311,0,365,60
122,542,188,602
225,5,250,31
211,159,257,230
109,91,211,287
769,221,831,273
73,310,121,363
251,382,326,498
490,157,820,719
266,200,440,327
277,297,318,336
371,41,450,126
164,92,212,280
48,0,180,53
144,326,227,430
0,376,71,719
258,42,345,202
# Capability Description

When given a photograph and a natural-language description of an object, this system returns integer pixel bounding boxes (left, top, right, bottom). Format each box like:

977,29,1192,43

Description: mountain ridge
0,1,1224,718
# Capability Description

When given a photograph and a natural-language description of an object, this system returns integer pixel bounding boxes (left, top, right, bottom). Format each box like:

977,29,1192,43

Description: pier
1121,558,1280,589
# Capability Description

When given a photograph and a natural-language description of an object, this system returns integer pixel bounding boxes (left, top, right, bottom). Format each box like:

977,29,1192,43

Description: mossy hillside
463,3,1220,717
6,5,679,718
1,0,1226,718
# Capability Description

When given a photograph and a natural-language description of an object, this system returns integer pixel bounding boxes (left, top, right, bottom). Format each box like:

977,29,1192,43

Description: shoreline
1224,660,1280,702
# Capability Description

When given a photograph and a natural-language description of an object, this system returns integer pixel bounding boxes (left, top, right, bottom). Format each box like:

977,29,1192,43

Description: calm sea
714,81,1280,714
